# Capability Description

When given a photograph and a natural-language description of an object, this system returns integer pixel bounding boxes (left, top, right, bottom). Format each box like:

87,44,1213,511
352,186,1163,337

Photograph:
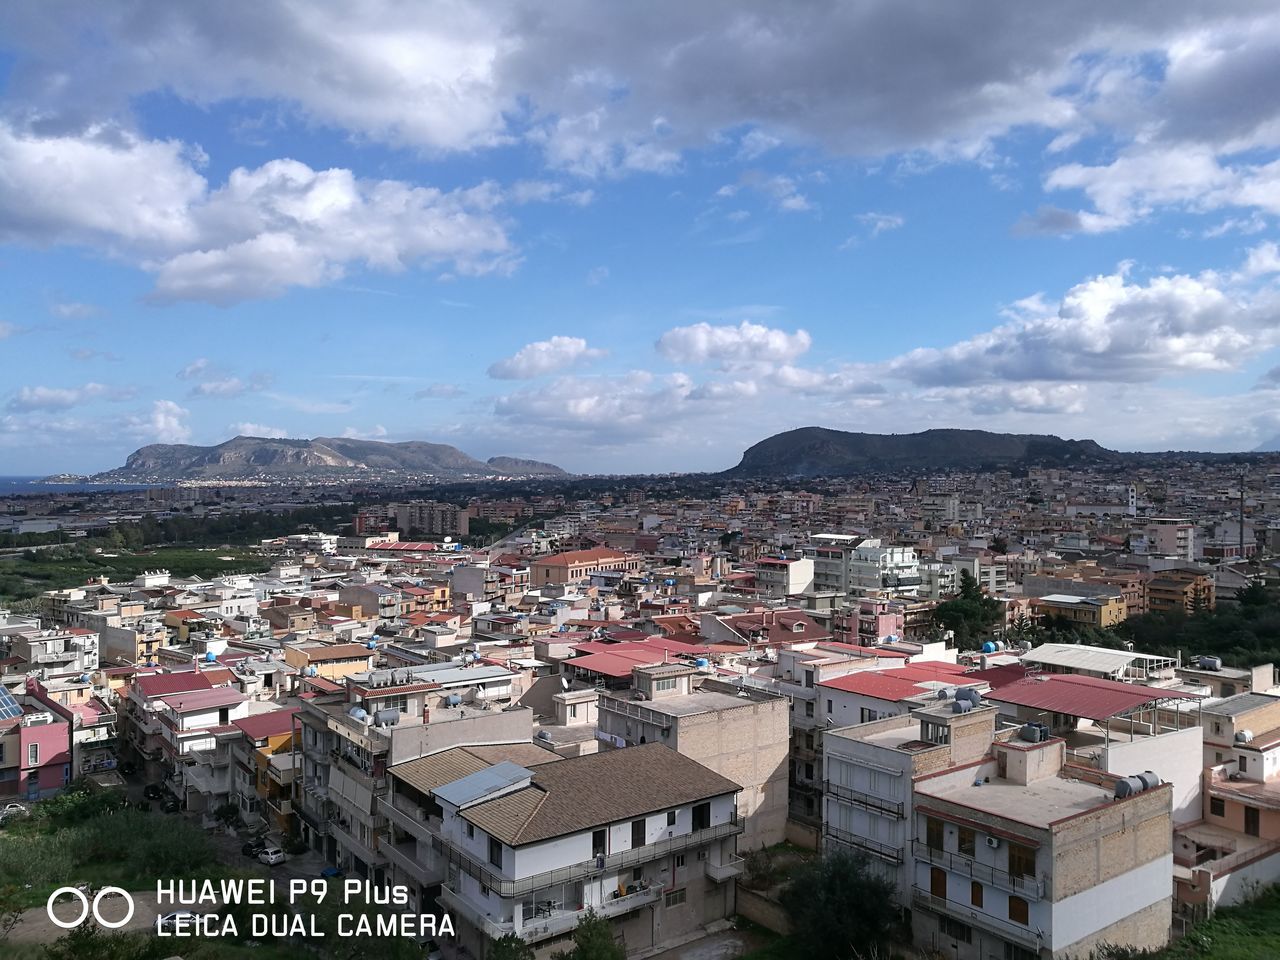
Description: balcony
378,793,439,842
267,796,293,817
383,838,445,886
911,888,1043,951
705,854,744,882
443,816,744,899
911,841,1045,900
824,780,904,819
328,818,387,867
440,880,665,943
823,824,902,864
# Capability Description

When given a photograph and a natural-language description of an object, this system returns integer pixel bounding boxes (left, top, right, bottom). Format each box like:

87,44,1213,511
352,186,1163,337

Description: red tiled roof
818,672,930,702
134,672,214,698
233,706,300,740
820,642,908,660
963,664,1029,689
163,687,246,712
984,673,1200,722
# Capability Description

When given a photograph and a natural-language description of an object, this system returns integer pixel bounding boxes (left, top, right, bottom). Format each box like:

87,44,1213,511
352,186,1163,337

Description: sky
2,2,1280,475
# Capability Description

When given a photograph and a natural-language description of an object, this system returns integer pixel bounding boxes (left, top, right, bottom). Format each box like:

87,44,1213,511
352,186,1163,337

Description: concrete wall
736,888,790,934
1209,847,1280,907
386,706,533,765
1101,727,1203,825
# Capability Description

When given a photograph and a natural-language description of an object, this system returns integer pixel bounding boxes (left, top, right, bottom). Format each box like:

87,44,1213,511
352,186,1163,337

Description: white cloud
487,335,607,379
856,212,905,236
493,371,696,443
0,124,516,305
49,301,98,319
7,382,134,412
586,265,609,286
656,320,812,367
340,424,388,440
177,358,210,380
264,392,354,415
127,400,191,444
737,129,782,161
189,377,249,398
0,322,15,340
414,383,465,399
229,421,289,439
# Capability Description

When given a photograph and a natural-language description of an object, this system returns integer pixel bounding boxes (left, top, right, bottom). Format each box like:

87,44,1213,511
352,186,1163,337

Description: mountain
724,427,1118,477
91,436,568,481
1256,435,1280,453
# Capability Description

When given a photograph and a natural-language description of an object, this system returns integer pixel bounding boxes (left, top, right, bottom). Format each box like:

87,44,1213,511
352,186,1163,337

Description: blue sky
1,2,1279,474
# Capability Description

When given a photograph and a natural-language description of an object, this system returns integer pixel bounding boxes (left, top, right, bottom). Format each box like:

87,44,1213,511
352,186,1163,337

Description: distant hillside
91,436,568,481
1257,435,1280,453
724,426,1118,477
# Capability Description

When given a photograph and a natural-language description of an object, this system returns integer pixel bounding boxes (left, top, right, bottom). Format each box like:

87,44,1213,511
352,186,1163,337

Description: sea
0,476,161,496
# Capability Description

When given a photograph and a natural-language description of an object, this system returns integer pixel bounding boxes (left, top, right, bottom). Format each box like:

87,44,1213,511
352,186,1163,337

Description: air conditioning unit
985,836,1001,849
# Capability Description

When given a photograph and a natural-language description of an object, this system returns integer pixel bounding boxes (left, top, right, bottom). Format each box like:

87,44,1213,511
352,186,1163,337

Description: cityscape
3,4,1280,960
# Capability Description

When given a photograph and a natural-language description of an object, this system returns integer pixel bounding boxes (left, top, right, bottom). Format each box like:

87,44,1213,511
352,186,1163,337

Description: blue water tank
348,707,369,722
694,658,710,669
981,641,998,654
366,640,378,650
205,652,217,663
305,666,318,677
78,673,91,684
445,694,462,707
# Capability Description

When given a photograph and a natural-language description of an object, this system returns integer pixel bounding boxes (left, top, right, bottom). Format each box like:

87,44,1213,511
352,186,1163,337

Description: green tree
931,570,1003,649
490,932,537,960
41,924,173,960
551,909,625,960
0,884,22,942
1237,580,1270,608
778,850,899,960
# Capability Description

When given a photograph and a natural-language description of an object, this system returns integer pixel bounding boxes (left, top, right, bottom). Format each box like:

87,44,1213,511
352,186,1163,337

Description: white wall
1102,727,1203,825
1050,854,1172,951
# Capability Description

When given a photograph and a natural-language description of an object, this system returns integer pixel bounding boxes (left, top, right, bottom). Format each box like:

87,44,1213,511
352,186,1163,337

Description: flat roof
917,772,1116,830
1204,692,1280,717
1021,643,1175,675
606,688,758,718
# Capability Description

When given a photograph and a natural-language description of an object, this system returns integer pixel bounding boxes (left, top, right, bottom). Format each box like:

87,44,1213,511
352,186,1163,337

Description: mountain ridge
90,435,568,481
724,426,1119,477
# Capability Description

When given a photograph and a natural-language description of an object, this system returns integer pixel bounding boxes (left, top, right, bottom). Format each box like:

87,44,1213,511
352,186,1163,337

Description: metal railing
824,780,904,818
440,880,664,943
705,854,744,882
383,839,445,886
823,824,903,864
444,816,743,899
911,888,1043,950
910,841,1045,899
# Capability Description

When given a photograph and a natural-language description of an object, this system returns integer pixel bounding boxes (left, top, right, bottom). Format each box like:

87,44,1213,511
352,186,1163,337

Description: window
667,810,677,827
939,916,971,944
860,707,879,723
804,670,814,688
1007,842,1035,879
592,828,607,857
692,802,711,831
826,699,833,714
1245,806,1260,837
926,817,943,851
1239,757,1248,773
466,823,475,840
675,854,685,868
488,837,502,868
664,888,686,907
27,743,38,766
1004,945,1038,960
569,704,578,719
1008,895,1029,925
804,701,814,718
1210,797,1225,817
381,694,408,713
970,881,983,908
930,866,946,899
631,818,647,848
958,827,975,857
479,884,490,899
654,678,677,693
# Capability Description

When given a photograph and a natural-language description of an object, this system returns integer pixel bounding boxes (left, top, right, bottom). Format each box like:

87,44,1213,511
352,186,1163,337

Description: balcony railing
705,854,744,882
267,796,293,817
383,839,445,886
911,888,1043,950
378,793,439,841
443,816,743,900
824,780,904,818
327,818,387,866
910,841,1045,899
823,824,903,864
440,880,665,943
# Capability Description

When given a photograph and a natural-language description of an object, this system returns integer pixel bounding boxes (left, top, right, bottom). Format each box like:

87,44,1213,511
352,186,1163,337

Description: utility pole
1239,471,1246,562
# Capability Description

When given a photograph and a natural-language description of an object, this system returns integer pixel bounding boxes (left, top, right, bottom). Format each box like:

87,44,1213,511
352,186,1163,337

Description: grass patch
1136,885,1280,960
0,544,268,602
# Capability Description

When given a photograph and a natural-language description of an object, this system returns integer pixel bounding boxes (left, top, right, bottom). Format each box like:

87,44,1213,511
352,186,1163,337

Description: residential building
1144,518,1196,561
396,501,470,539
597,664,790,848
1148,570,1216,615
0,687,72,801
1032,594,1128,630
754,556,814,598
529,548,642,587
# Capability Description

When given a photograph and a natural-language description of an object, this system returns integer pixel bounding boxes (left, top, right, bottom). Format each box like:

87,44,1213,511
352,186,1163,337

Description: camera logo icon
46,886,135,929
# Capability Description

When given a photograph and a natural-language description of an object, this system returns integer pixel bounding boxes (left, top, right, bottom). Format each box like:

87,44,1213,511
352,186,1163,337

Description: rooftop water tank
1021,723,1043,743
366,640,378,650
694,658,710,669
348,707,369,722
952,699,973,714
1199,656,1222,671
305,666,318,677
981,641,997,654
444,693,462,707
205,652,217,663
936,688,952,701
372,708,400,727
1136,771,1162,791
1114,775,1145,799
1236,729,1255,743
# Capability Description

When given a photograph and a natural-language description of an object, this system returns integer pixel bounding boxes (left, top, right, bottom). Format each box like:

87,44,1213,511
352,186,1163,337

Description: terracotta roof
460,743,740,845
818,672,930,702
985,673,1200,722
533,547,629,565
233,707,299,740
134,672,214,699
163,687,246,712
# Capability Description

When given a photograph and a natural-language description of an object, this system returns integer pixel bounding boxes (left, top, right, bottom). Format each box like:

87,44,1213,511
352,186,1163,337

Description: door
1245,806,1260,837
930,866,947,899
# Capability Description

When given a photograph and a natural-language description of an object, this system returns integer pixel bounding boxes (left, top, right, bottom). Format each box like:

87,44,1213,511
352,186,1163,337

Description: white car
258,846,287,865
0,802,27,821
155,910,200,934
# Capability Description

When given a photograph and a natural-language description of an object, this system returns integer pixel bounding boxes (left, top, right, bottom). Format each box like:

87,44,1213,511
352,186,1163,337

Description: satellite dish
561,675,571,691
444,537,453,544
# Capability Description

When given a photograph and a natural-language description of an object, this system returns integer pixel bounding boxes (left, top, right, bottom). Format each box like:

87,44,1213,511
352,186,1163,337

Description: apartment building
754,556,814,598
847,539,922,597
0,687,72,801
26,675,119,779
806,533,863,594
1200,693,1280,768
529,548,642,587
911,730,1173,960
396,500,471,539
6,627,99,674
1143,518,1196,561
123,671,216,775
411,743,743,958
1148,570,1216,615
596,664,790,848
1032,594,1128,630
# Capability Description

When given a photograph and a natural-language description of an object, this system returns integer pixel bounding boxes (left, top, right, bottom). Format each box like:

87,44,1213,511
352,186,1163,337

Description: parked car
143,784,166,800
320,865,344,879
258,846,287,866
118,761,137,777
155,911,201,934
159,793,181,813
242,837,268,858
0,802,28,822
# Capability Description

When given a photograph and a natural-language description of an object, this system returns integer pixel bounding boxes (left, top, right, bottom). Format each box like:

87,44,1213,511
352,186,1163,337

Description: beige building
1033,593,1128,629
395,500,470,538
529,548,641,587
597,664,790,848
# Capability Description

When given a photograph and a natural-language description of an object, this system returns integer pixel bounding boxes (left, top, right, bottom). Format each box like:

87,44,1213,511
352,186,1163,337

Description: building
1032,594,1128,630
596,664,790,848
529,548,642,588
0,687,72,801
1144,518,1196,561
847,539,921,597
754,556,815,598
1148,570,1216,615
396,501,470,539
417,743,744,958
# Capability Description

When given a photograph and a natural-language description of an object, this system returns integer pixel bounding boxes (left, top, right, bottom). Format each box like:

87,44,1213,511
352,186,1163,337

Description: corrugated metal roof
1020,643,1136,674
985,673,1199,722
434,761,532,809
